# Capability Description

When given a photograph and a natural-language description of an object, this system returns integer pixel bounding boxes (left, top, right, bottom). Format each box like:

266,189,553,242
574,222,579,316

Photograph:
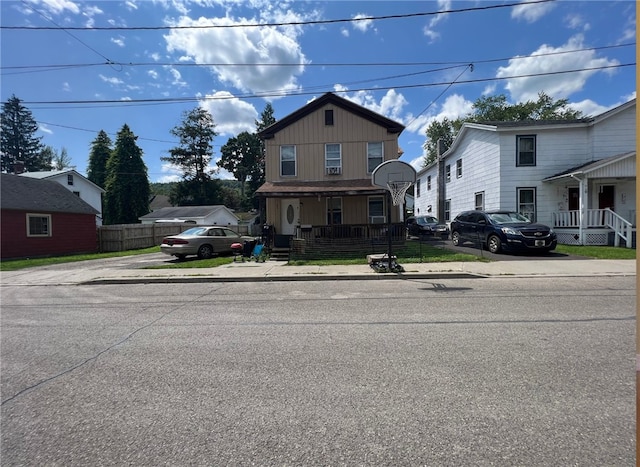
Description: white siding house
19,169,105,225
414,99,636,247
139,205,240,227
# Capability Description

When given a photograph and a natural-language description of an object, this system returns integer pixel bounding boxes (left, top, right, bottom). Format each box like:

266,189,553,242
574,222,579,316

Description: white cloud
39,123,53,135
148,70,159,79
423,0,451,43
352,13,373,33
405,93,473,136
164,14,307,96
163,66,187,87
496,34,620,102
62,82,71,92
198,91,259,136
111,36,126,47
31,0,80,15
99,74,124,85
565,14,589,31
337,88,408,123
511,0,556,23
341,28,349,37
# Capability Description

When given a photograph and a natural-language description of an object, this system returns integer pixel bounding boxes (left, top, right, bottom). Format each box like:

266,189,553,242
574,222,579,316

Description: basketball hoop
387,180,412,206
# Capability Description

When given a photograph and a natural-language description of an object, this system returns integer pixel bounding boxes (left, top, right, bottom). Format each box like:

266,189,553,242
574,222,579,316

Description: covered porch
543,151,636,248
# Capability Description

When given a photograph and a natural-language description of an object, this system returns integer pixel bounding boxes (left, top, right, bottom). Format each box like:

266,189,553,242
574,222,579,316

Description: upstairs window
517,135,536,166
325,109,334,125
67,174,74,185
445,164,451,182
456,159,462,178
367,142,383,173
280,145,296,176
427,175,431,190
325,144,341,172
415,179,421,197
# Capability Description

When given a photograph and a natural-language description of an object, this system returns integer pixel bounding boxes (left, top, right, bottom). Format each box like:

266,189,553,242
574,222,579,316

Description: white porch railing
552,209,634,248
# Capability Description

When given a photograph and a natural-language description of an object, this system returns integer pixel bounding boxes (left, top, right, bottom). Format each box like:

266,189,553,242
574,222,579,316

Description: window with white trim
27,213,51,237
517,187,536,221
325,143,341,170
415,179,421,197
67,174,74,185
367,142,383,173
427,175,431,190
280,145,296,176
475,192,484,211
456,159,462,178
445,164,451,182
516,135,536,167
444,199,451,222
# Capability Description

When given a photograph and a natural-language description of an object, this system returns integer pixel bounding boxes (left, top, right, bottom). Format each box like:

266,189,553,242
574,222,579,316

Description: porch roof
255,179,387,198
542,151,636,182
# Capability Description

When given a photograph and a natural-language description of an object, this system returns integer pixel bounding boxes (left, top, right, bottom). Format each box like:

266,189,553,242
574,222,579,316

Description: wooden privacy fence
97,223,251,252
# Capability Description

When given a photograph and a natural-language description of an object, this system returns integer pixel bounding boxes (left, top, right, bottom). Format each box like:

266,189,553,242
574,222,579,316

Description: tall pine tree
87,130,112,188
1,95,48,173
103,124,150,224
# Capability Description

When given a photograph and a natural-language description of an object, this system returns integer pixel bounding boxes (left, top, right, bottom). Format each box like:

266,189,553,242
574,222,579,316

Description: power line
2,42,633,76
22,62,635,107
2,0,555,30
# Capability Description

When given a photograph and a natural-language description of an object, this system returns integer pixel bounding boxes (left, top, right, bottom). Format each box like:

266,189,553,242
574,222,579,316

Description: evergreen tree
87,130,112,188
103,124,150,224
163,107,220,205
422,92,584,166
1,94,48,173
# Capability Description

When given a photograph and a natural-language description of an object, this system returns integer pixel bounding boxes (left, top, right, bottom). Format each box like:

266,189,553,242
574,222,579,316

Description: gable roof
1,173,98,214
543,151,636,182
19,169,105,193
259,92,405,139
139,205,239,221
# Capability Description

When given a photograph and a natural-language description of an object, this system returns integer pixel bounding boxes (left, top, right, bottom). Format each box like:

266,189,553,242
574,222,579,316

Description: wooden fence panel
98,223,188,252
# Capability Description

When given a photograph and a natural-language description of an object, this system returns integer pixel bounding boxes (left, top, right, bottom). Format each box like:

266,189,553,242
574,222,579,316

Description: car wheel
197,244,214,259
487,235,502,254
451,231,461,246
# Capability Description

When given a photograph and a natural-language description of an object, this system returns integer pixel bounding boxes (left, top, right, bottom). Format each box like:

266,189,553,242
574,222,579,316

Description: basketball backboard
371,160,416,189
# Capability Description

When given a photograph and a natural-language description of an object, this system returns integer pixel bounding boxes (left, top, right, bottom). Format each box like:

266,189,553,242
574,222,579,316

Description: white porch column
572,174,587,245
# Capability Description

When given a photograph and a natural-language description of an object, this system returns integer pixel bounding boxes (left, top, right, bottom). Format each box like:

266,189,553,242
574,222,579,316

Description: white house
414,99,636,247
139,205,240,227
19,169,105,225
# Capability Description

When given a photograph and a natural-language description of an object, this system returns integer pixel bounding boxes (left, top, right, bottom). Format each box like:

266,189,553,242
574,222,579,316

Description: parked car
406,215,450,238
160,226,256,260
450,210,557,254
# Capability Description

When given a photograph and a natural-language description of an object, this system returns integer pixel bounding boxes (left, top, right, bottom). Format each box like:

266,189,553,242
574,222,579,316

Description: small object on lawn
231,243,244,262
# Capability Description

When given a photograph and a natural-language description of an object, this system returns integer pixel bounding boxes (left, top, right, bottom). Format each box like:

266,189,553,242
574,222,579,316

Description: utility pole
437,138,446,220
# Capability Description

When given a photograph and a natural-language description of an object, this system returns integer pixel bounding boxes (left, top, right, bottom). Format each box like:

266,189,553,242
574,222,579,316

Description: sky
1,0,636,183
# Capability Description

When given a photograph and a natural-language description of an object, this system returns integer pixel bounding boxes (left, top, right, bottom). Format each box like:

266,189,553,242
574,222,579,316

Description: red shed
1,173,99,260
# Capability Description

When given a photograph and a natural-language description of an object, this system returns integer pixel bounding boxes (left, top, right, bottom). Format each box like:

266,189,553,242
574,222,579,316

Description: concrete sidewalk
1,257,635,286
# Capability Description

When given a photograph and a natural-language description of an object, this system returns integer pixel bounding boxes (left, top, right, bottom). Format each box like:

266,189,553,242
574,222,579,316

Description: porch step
269,247,290,262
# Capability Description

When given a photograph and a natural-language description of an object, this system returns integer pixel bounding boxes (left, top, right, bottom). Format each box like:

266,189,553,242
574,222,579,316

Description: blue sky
1,0,636,183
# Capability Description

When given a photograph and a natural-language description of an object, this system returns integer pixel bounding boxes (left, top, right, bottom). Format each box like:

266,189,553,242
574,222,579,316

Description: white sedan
160,226,256,260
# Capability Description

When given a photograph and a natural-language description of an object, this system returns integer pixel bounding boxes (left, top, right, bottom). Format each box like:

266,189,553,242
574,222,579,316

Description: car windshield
181,227,208,236
488,212,530,224
417,216,439,225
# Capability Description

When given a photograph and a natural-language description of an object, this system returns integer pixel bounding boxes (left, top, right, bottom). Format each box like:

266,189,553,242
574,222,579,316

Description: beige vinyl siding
265,104,399,181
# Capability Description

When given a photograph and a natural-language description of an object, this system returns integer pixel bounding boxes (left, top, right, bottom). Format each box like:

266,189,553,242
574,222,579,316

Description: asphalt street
1,275,635,466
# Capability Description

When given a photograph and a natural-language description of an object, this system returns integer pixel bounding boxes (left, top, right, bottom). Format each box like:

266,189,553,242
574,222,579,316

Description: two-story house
19,169,105,225
414,99,636,247
256,92,406,250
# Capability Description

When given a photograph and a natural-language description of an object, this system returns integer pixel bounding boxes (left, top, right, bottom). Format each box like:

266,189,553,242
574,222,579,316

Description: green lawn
0,243,635,271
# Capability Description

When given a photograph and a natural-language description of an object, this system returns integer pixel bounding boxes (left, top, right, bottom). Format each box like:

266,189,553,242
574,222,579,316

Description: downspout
570,173,586,245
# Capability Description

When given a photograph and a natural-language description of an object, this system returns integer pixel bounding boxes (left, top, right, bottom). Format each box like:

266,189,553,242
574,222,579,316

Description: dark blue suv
450,210,557,254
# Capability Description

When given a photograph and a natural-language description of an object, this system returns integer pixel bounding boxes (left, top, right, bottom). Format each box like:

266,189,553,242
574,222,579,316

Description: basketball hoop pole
386,190,393,268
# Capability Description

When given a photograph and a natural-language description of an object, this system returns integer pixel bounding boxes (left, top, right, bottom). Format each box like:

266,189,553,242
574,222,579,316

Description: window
280,145,296,176
415,179,421,197
67,174,74,185
427,175,431,190
456,159,462,178
517,135,536,166
445,164,451,182
367,142,383,173
368,196,385,223
444,199,451,222
327,197,342,224
325,109,334,125
27,214,51,237
517,187,536,221
475,192,484,211
325,144,341,170
73,191,80,197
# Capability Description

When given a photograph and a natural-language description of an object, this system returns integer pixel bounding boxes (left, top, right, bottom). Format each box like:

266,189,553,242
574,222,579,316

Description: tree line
0,94,275,224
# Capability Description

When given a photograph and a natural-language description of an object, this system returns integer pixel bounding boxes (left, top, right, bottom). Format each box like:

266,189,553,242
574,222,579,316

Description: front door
598,185,615,211
568,187,579,211
280,199,299,235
